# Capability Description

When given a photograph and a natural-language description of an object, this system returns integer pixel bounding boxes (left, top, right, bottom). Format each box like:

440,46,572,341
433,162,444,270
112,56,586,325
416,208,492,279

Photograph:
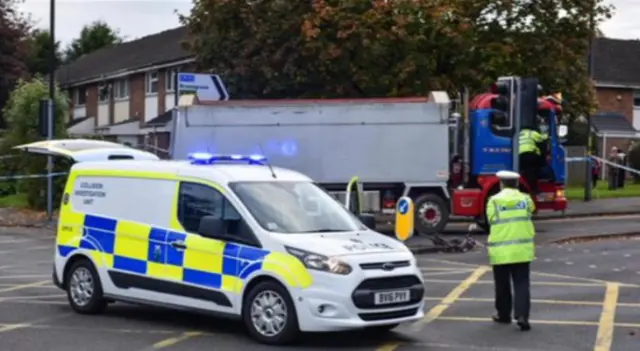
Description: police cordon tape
565,155,640,178
0,172,68,181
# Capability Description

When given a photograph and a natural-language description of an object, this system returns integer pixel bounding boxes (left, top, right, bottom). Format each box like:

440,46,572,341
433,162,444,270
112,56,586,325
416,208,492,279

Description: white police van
16,139,425,345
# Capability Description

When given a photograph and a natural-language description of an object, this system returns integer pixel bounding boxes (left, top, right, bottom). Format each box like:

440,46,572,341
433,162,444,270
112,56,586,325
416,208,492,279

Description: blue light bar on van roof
187,152,267,165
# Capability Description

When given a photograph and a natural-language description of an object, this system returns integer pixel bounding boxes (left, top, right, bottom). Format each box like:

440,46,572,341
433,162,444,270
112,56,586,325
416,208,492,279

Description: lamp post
46,0,56,220
584,5,595,202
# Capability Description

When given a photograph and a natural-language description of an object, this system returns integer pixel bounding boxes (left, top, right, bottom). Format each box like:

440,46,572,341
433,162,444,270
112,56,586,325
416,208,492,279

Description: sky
16,0,640,48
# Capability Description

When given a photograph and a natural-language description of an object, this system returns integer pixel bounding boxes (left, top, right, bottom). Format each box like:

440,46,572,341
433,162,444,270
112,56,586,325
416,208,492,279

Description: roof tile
56,26,191,86
594,38,640,85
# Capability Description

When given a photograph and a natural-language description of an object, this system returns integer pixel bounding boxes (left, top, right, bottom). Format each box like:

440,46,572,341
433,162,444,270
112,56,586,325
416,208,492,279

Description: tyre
65,258,107,314
414,193,450,235
242,280,299,345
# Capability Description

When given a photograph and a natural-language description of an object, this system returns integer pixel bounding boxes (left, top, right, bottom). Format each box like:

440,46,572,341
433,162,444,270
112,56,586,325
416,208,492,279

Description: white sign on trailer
177,73,230,101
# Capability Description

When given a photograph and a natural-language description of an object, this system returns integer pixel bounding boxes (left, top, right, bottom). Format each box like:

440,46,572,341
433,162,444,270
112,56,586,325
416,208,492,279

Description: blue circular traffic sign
398,198,409,215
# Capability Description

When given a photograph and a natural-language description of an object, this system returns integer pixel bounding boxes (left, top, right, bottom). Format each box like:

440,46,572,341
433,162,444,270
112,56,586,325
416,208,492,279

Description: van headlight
285,246,352,275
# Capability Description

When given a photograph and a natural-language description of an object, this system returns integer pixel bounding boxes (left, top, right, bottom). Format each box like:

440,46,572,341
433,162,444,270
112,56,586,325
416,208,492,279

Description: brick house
56,26,194,156
592,37,640,157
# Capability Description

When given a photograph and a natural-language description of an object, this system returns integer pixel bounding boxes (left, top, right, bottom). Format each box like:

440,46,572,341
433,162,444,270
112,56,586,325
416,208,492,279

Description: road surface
0,226,638,350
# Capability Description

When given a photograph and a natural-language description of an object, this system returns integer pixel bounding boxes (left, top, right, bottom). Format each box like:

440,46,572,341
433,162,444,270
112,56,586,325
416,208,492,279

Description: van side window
177,182,241,233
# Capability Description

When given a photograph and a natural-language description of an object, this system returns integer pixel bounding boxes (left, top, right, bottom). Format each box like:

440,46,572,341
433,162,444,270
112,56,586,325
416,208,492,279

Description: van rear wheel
65,259,107,314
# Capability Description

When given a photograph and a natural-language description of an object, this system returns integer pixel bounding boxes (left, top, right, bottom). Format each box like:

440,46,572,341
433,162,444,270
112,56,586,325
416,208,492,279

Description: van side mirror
198,215,226,238
358,213,376,230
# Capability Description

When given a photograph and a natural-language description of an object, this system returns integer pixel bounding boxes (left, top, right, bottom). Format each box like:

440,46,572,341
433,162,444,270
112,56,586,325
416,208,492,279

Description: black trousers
519,152,543,194
493,262,531,320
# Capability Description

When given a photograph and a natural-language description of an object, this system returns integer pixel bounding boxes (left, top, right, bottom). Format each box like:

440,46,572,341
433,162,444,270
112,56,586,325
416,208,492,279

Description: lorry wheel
243,280,299,345
414,194,449,235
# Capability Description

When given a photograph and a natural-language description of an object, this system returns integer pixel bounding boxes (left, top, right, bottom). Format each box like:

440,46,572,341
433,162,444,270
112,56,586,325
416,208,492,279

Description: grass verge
0,193,28,208
566,182,640,200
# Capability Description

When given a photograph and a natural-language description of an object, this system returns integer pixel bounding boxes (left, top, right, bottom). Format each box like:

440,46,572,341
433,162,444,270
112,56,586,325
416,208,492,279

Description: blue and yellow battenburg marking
57,213,313,293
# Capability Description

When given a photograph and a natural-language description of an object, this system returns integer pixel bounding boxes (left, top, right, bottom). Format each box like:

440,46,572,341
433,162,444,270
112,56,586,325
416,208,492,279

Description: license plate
374,290,410,305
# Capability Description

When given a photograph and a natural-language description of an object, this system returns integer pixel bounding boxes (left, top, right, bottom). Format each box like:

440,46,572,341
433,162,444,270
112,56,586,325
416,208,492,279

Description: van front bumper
293,271,425,332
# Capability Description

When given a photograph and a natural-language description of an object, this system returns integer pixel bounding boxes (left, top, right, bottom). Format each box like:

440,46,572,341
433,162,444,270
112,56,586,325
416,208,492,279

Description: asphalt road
0,220,639,351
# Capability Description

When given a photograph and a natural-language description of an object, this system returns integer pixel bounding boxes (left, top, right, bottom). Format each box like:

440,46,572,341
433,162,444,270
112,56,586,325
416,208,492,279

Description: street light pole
47,0,56,220
584,5,595,202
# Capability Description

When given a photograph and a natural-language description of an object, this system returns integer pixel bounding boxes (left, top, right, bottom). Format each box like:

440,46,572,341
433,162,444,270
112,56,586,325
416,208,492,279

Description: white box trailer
169,93,454,234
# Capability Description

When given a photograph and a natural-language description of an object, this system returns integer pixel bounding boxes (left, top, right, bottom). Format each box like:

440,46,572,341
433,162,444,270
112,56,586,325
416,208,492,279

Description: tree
181,0,613,122
26,29,63,77
0,0,31,129
0,78,69,210
64,20,123,63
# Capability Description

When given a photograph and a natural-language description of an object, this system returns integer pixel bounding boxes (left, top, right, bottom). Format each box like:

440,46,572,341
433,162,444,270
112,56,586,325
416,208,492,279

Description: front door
170,181,266,313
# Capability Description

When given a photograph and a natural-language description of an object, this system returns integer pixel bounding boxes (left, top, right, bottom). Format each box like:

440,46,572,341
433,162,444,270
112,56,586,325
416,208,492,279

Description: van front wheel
243,280,299,345
65,259,107,314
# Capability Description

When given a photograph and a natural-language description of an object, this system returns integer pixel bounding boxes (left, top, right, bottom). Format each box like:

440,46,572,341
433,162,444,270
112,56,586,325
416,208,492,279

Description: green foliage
180,0,613,122
628,142,640,183
26,29,63,77
0,0,31,129
0,77,70,210
64,20,123,63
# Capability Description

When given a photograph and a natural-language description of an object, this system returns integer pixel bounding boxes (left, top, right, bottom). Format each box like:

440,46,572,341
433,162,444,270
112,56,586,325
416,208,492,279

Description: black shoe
492,315,511,324
516,317,531,331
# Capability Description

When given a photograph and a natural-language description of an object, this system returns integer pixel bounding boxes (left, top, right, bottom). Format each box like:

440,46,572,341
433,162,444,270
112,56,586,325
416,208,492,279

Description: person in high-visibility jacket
486,170,536,331
518,127,548,194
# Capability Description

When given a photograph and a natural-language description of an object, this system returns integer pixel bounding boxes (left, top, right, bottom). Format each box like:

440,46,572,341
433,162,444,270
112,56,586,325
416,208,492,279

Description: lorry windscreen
229,181,366,234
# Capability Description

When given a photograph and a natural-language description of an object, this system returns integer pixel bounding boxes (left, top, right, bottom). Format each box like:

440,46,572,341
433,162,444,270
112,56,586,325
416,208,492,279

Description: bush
0,77,70,210
628,141,640,183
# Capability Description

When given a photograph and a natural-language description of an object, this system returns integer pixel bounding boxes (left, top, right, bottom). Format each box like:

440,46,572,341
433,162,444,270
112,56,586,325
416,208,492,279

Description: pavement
404,214,640,253
0,224,640,350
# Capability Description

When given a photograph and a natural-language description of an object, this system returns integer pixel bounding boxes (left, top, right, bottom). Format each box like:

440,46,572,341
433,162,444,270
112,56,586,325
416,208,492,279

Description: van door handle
171,241,186,249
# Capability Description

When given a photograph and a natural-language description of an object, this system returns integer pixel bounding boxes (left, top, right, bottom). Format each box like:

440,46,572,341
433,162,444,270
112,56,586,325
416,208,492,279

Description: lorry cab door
13,139,160,162
345,176,363,216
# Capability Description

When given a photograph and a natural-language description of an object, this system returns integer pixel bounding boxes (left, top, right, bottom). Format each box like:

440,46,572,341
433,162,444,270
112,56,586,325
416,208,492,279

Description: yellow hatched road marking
143,331,202,350
594,283,620,351
423,296,640,307
422,279,606,287
413,266,490,329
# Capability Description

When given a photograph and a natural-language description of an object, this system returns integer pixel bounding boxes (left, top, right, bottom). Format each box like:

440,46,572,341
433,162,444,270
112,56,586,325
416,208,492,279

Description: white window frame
113,79,129,100
74,87,87,106
166,67,180,92
633,90,640,108
146,71,159,94
98,83,109,103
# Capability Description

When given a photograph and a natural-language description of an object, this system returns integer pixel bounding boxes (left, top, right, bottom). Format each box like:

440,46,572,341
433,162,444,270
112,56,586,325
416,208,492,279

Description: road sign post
395,196,414,241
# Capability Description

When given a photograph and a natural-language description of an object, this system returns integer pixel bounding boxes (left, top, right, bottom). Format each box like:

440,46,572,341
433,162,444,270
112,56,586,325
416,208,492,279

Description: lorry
168,76,568,235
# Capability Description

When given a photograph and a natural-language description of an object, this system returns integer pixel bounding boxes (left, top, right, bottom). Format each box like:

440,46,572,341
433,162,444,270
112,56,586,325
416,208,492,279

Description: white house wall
114,100,130,123
165,93,176,111
634,107,640,130
97,103,109,126
73,106,86,119
145,96,158,122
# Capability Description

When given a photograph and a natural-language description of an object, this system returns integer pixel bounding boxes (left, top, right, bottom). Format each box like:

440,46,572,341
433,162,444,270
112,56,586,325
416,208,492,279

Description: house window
146,71,159,94
74,87,86,106
114,79,129,99
634,90,640,107
98,83,109,103
166,67,180,92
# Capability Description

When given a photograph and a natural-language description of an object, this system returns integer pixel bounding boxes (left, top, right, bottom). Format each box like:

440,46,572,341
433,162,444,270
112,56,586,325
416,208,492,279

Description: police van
16,139,426,345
